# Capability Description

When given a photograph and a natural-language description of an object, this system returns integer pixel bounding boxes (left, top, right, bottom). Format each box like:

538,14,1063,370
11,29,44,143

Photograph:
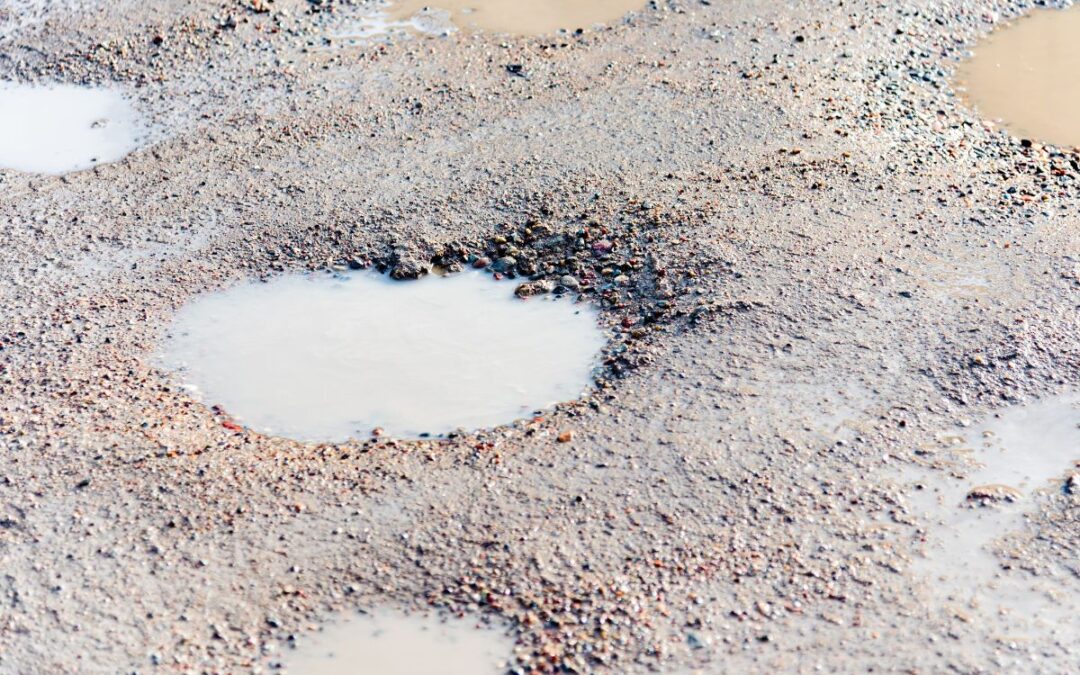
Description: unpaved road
0,0,1078,672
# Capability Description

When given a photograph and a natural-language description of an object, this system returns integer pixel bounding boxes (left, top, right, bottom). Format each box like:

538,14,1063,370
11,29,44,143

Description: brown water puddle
956,7,1080,148
385,0,645,35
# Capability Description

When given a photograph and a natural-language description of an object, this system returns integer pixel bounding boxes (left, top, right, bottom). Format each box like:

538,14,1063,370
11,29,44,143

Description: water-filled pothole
283,610,513,674
0,82,146,174
956,7,1080,148
334,0,645,41
905,393,1079,629
161,269,606,442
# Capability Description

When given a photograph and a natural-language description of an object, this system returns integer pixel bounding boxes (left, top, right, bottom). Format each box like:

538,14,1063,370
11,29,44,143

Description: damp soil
0,0,1079,673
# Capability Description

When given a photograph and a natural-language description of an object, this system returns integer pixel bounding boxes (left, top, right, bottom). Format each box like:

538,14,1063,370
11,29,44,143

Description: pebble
515,279,556,297
965,484,1023,505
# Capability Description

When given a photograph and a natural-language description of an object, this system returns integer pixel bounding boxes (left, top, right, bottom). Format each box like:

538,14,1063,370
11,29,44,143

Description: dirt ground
0,0,1077,672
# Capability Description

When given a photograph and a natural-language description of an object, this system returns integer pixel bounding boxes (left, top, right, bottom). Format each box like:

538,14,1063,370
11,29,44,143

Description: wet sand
0,0,1078,673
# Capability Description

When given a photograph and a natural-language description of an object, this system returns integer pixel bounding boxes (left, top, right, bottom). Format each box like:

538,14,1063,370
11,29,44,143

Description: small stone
492,256,517,273
390,260,429,281
558,275,581,292
515,279,556,298
965,484,1022,505
516,258,537,275
557,431,574,443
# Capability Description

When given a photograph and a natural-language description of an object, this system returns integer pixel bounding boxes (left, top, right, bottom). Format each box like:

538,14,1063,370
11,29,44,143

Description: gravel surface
0,0,1078,672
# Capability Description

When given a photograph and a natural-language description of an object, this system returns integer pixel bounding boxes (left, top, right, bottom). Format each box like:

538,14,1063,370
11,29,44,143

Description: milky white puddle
283,610,513,675
0,82,146,174
905,393,1080,633
161,270,606,442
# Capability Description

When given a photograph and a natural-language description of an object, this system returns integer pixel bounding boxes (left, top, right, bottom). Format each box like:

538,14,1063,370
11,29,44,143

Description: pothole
0,82,146,174
956,6,1080,148
331,0,645,41
282,609,513,674
160,269,606,443
904,392,1080,631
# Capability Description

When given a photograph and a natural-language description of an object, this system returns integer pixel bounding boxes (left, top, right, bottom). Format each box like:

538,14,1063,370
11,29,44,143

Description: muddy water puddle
956,6,1080,148
0,82,145,174
331,0,645,42
905,393,1079,631
387,0,645,35
161,270,605,442
283,610,513,674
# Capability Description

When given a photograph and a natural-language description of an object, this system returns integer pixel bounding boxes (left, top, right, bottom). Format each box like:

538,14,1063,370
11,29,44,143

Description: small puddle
334,0,644,41
331,4,452,44
282,609,514,674
0,82,146,174
956,6,1080,148
905,393,1079,631
161,270,606,442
